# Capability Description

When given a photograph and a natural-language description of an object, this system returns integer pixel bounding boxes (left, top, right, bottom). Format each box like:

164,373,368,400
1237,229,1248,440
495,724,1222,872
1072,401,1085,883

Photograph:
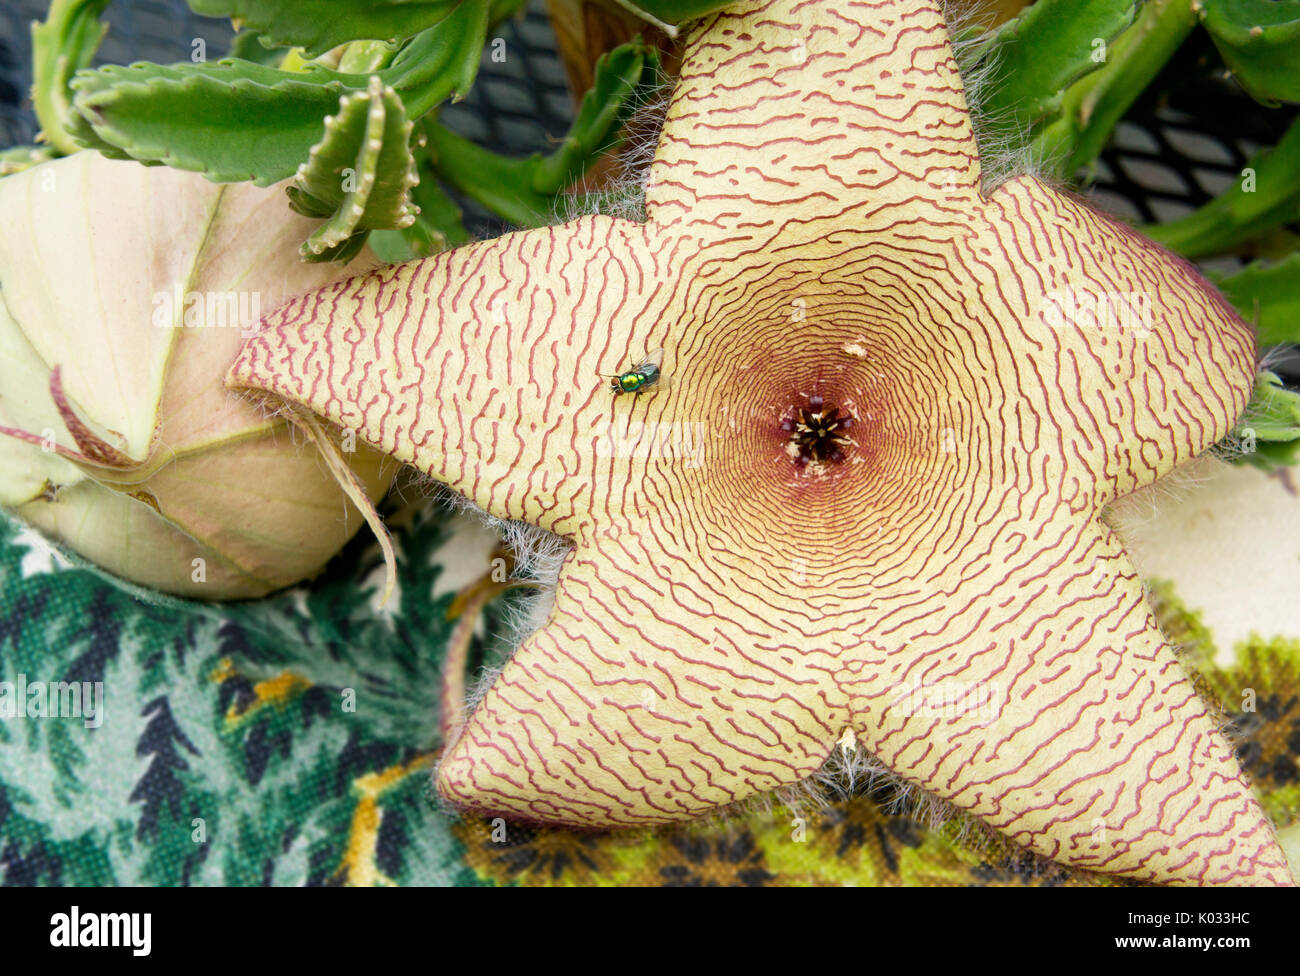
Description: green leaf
1029,0,1197,179
287,76,419,260
188,0,463,58
67,2,488,186
1224,371,1300,470
1143,115,1300,259
979,0,1136,135
1211,254,1300,347
31,0,113,156
427,40,656,226
1200,0,1300,104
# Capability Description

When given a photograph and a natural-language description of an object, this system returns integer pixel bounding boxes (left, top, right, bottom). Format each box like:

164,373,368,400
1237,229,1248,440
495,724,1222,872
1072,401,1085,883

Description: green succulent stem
1211,254,1300,347
424,122,552,226
0,145,59,177
1143,114,1300,258
68,2,487,186
1199,0,1300,104
978,0,1136,144
426,39,655,228
1224,370,1300,470
335,40,397,74
31,0,112,156
1031,0,1197,180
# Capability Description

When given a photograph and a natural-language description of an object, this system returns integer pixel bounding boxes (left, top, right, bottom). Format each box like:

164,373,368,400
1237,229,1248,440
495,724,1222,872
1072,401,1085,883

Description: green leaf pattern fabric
1,491,1297,886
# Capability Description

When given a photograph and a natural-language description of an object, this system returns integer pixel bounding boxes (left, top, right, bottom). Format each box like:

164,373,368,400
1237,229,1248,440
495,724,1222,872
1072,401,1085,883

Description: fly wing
642,347,670,392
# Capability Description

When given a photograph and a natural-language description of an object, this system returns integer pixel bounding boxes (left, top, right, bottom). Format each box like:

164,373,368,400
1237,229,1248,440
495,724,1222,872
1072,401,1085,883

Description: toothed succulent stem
287,76,421,261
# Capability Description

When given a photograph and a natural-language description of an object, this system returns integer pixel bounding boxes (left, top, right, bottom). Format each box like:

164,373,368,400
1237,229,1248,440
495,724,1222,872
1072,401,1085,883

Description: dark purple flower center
781,394,854,467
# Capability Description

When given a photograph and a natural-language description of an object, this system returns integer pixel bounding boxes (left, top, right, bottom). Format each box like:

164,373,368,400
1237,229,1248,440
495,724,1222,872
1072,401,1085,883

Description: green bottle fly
608,348,666,397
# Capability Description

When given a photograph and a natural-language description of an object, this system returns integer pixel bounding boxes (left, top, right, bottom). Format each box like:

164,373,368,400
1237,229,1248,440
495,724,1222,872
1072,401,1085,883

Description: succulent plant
22,0,663,265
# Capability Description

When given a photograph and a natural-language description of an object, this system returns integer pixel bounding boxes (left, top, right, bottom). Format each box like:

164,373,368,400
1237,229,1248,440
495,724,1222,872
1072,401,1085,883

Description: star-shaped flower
229,0,1292,884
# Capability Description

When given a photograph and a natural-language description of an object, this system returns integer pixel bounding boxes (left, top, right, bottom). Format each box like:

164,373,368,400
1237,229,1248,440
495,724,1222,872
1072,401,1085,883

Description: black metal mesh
0,0,232,148
1085,32,1299,261
1092,112,1272,236
0,2,45,149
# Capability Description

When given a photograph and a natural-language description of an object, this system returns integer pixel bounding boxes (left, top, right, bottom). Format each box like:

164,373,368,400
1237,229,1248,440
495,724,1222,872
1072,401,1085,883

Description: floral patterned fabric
1,495,1295,886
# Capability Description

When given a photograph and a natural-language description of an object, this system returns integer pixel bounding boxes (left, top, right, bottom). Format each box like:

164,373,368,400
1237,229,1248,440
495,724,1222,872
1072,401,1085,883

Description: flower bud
0,153,395,598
